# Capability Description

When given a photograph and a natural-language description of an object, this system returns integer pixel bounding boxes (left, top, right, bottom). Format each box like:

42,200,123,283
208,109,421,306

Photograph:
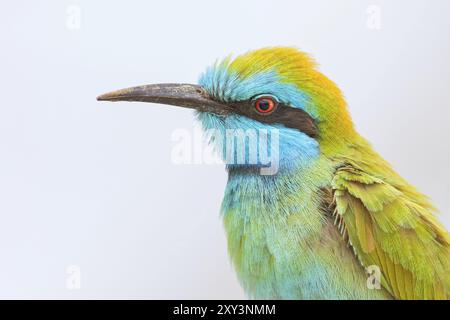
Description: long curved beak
97,83,229,115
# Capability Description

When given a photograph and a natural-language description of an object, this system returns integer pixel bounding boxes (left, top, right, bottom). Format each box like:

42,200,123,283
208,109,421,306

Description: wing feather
330,161,450,300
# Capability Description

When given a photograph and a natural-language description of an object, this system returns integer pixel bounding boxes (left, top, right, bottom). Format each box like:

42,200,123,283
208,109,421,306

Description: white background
0,0,449,299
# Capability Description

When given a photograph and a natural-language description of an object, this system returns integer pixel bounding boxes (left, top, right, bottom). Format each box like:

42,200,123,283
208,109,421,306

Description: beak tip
97,88,134,102
97,93,117,102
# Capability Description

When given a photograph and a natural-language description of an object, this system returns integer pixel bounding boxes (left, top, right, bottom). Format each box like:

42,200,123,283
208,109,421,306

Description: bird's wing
329,156,450,300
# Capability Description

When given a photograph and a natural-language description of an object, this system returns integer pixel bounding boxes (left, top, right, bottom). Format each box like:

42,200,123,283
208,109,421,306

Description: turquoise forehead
198,62,310,111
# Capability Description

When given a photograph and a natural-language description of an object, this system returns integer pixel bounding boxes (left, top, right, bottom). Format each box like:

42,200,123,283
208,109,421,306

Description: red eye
254,97,276,114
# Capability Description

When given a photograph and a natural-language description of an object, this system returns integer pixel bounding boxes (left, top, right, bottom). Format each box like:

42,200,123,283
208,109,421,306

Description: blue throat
196,111,320,173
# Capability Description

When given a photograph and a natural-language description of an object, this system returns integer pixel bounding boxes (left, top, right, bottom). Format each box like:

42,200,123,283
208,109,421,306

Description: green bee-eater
98,47,449,300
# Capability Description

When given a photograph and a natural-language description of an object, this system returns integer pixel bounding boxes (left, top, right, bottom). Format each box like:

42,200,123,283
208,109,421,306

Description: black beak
97,83,229,115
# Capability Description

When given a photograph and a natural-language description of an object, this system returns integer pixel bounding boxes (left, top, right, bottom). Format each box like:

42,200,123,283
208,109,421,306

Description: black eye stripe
230,100,318,138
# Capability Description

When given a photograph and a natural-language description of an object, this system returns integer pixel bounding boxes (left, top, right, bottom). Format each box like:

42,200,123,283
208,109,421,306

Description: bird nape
97,47,450,300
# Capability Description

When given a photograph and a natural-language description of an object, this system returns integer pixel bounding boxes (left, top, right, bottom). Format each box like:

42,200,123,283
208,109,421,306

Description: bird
97,47,450,300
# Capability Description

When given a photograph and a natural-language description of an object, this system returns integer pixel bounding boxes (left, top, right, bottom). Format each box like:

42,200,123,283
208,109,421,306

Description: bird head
98,47,356,174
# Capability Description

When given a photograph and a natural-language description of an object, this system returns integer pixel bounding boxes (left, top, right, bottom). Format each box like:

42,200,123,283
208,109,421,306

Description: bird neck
222,154,334,220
